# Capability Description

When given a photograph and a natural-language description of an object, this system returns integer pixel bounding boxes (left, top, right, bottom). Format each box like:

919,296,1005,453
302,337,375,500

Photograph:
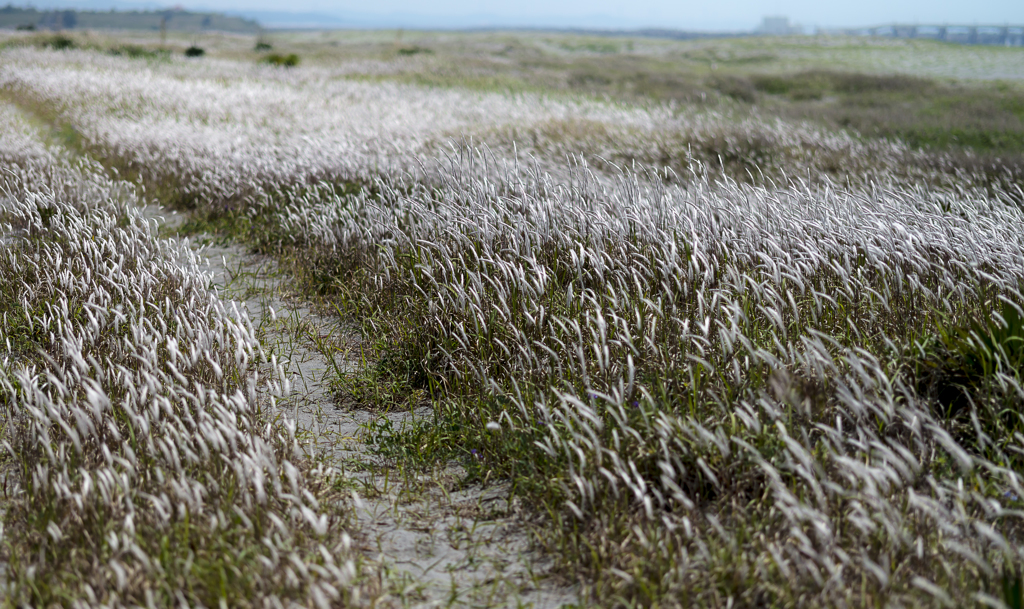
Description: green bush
397,46,432,56
709,75,756,103
751,71,929,100
751,74,791,95
567,70,612,89
43,35,75,51
109,44,169,60
184,45,205,58
752,72,829,100
261,53,299,67
831,71,929,94
254,41,272,51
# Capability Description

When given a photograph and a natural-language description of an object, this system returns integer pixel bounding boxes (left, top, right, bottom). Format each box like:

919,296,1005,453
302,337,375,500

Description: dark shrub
397,46,432,56
45,35,75,50
261,53,299,67
110,45,168,60
184,46,205,58
751,75,791,95
831,72,930,94
568,70,612,88
709,76,756,103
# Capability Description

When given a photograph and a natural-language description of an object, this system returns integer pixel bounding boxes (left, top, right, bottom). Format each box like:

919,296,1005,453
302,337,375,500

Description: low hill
0,5,260,33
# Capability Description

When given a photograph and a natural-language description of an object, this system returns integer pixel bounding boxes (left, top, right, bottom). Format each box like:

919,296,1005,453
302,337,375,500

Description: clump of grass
751,71,930,99
329,334,432,412
941,302,1024,383
42,34,76,51
708,75,757,102
396,46,432,56
261,52,299,67
108,44,169,60
254,41,273,52
916,301,1024,452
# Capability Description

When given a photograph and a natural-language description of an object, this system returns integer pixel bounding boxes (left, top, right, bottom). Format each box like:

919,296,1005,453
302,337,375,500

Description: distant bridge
843,24,1024,46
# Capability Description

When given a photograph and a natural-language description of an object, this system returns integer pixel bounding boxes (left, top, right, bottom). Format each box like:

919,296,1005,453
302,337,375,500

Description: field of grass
1,29,1024,607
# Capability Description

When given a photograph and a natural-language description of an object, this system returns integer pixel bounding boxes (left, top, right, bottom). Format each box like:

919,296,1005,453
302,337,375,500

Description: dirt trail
149,205,576,608
0,93,574,605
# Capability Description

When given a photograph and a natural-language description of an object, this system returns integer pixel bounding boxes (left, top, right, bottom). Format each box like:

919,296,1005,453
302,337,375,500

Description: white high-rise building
757,16,803,35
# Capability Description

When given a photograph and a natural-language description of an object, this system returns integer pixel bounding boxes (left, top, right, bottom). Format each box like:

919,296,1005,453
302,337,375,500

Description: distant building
756,16,803,35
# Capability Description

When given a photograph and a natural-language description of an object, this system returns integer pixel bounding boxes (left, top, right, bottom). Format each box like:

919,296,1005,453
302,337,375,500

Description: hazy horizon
12,0,1024,31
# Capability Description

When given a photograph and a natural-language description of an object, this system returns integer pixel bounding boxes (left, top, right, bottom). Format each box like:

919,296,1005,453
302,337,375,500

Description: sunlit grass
2,39,1024,607
259,149,1024,606
0,102,370,606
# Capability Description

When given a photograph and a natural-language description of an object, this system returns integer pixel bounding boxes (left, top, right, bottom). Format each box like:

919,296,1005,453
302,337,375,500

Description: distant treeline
0,4,259,33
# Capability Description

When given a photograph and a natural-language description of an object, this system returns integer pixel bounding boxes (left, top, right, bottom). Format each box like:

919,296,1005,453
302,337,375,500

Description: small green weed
328,337,432,412
922,301,1024,409
942,301,1024,378
36,204,55,227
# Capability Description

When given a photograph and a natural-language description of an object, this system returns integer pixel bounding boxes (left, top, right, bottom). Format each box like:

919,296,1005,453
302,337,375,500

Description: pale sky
36,0,1024,30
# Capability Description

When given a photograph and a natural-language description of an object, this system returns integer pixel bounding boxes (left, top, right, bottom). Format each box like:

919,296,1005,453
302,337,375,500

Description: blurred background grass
10,28,1021,156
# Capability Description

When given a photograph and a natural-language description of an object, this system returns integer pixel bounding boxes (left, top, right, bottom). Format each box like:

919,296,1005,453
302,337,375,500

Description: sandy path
150,205,576,608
